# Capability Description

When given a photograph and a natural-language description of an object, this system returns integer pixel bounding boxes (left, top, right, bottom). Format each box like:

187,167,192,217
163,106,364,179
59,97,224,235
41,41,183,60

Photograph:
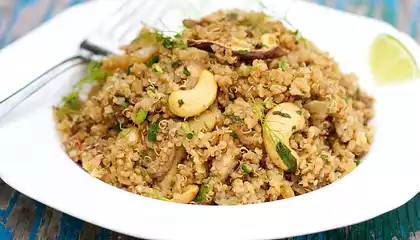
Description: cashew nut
172,185,199,203
260,33,278,48
263,103,305,172
168,70,218,118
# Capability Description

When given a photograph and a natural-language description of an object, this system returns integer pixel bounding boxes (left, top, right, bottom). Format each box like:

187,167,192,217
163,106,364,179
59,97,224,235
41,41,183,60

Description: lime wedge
369,34,419,84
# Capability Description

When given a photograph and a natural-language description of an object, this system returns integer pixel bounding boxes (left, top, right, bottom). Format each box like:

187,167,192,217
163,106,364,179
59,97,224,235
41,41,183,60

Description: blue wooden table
0,0,419,239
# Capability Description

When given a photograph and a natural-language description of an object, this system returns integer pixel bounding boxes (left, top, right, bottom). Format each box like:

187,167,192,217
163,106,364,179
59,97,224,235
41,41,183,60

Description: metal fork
0,0,169,123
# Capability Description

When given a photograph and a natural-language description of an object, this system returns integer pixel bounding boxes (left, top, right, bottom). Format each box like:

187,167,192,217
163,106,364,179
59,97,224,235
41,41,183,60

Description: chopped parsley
178,99,185,107
162,38,173,49
296,110,302,115
272,111,291,118
248,66,252,71
223,114,244,123
153,65,163,73
181,122,193,140
146,54,159,67
147,120,160,143
112,123,122,133
195,184,209,202
114,93,124,97
174,33,182,38
121,102,129,110
57,61,111,115
344,97,353,103
227,12,238,19
255,43,269,49
241,163,252,174
293,29,302,39
230,132,239,140
279,58,286,70
186,133,194,140
236,49,249,55
183,67,191,76
324,139,329,146
127,63,134,74
355,159,361,166
136,110,148,124
174,40,188,49
320,154,329,159
172,60,183,69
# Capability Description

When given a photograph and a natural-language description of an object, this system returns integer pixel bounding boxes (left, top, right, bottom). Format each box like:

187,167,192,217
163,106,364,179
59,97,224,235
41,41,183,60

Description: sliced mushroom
147,147,186,179
187,39,288,61
159,147,187,189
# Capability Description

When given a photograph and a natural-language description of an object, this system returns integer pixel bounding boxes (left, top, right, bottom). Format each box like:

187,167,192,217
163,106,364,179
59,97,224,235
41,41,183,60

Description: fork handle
0,55,87,125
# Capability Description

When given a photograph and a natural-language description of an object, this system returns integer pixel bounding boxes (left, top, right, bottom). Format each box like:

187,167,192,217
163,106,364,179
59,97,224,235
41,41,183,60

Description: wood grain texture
0,0,420,239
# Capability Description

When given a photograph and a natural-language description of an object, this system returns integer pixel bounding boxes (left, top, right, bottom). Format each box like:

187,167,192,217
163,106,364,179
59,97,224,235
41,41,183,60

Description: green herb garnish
279,58,286,70
195,184,209,202
320,154,329,159
345,97,352,103
172,60,183,69
236,49,249,55
174,40,188,49
147,120,160,143
183,67,191,76
162,38,173,49
153,65,163,73
127,63,134,74
230,132,239,140
186,132,194,140
227,12,238,19
154,190,172,202
136,110,148,124
146,54,159,67
174,33,182,38
114,93,124,97
241,163,252,174
293,29,302,39
355,159,361,166
112,123,122,133
224,114,244,123
57,61,111,115
272,111,291,118
178,99,184,107
122,102,129,110
296,110,302,115
275,141,297,173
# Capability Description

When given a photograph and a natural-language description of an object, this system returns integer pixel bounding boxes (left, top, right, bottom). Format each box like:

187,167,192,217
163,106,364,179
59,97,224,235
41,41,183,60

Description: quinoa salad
54,10,375,205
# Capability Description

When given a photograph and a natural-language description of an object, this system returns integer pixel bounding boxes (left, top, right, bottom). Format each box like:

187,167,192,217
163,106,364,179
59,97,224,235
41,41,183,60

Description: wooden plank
35,205,61,240
0,0,420,240
6,194,38,240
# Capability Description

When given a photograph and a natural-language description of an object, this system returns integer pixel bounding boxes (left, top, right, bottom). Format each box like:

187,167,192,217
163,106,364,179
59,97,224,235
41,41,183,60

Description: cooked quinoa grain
54,10,374,205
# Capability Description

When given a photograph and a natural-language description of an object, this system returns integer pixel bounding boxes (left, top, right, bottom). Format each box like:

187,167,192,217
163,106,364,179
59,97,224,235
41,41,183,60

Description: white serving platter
0,0,419,240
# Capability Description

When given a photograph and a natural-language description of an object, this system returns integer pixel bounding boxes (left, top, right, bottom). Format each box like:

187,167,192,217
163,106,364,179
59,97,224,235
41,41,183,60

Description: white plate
1,0,420,240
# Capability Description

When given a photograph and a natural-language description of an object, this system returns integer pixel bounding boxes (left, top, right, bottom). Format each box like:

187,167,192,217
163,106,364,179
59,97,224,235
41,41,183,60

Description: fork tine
109,0,147,37
99,0,139,33
117,0,171,42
